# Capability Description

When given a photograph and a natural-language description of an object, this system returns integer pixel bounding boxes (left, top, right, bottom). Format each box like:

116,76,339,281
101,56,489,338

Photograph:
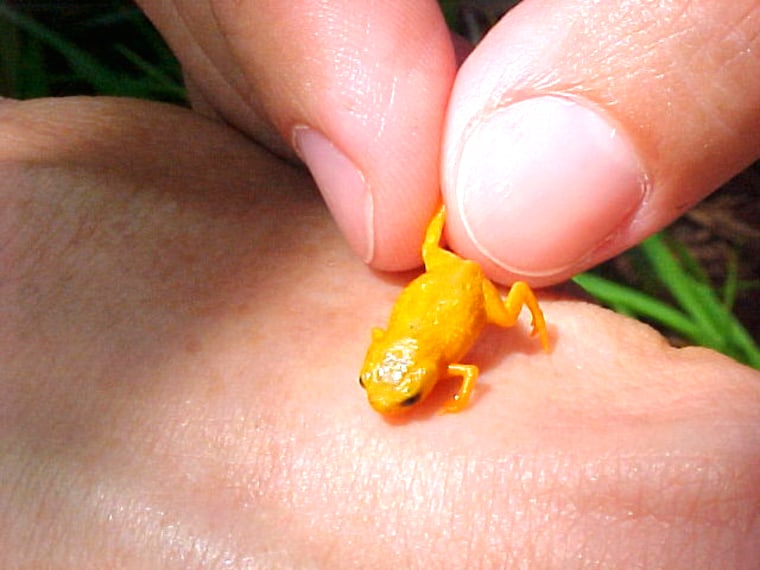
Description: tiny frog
359,205,549,414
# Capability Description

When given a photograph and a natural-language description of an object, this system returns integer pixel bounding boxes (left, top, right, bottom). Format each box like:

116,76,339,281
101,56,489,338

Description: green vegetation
574,235,760,368
0,3,184,101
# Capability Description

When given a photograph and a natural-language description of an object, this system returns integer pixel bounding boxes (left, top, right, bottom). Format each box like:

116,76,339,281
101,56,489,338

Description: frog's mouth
369,392,422,415
366,378,434,415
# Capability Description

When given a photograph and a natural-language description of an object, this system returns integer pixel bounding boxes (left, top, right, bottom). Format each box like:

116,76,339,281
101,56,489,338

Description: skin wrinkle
520,453,740,567
172,1,238,95
159,0,284,155
697,9,760,140
268,435,736,566
262,432,432,567
110,496,242,569
512,450,749,564
436,453,477,566
210,0,342,139
84,432,274,569
626,2,759,154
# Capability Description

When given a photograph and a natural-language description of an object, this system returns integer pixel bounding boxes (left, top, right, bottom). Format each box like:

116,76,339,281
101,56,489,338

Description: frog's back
385,259,487,361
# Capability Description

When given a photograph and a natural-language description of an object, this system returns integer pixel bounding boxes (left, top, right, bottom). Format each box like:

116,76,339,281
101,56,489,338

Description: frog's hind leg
422,205,460,270
483,280,550,351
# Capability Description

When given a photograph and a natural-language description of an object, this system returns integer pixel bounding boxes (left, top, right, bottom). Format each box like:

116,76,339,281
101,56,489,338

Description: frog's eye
358,376,366,389
400,393,421,407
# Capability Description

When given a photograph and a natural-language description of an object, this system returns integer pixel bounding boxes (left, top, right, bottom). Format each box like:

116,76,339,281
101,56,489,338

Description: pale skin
1,98,758,568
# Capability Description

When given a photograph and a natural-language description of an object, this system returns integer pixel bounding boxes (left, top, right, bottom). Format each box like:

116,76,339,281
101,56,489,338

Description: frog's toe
441,393,470,414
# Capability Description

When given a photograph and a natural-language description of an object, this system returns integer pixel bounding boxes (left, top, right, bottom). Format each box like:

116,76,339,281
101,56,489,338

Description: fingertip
442,0,760,286
293,126,375,263
229,2,457,271
293,121,443,271
445,96,647,283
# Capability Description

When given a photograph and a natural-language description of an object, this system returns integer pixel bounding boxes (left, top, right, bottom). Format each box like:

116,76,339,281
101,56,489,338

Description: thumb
442,0,760,286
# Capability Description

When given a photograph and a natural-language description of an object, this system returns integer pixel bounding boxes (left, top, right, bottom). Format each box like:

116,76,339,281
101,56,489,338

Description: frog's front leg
442,363,479,413
483,280,550,351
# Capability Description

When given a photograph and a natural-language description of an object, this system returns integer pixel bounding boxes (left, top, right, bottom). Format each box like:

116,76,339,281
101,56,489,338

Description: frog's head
359,337,439,414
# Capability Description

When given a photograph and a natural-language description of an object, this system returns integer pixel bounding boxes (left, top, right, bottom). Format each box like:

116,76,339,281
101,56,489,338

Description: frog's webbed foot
441,363,479,413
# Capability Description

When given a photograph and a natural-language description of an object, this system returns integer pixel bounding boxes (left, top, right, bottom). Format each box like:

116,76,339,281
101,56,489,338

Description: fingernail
454,96,647,276
293,126,374,263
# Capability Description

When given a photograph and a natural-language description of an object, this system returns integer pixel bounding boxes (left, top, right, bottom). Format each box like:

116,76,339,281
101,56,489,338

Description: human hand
1,97,758,567
136,0,759,284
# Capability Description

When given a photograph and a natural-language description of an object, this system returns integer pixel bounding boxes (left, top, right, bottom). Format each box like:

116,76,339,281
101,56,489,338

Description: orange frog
359,205,549,414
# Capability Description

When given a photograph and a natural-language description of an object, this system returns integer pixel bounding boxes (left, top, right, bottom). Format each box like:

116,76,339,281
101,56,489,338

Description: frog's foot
530,318,551,353
441,363,478,413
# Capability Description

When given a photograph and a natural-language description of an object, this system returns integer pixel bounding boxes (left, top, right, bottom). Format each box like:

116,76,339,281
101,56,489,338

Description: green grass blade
438,0,459,27
0,4,128,95
725,315,760,369
0,13,20,95
641,234,760,366
573,272,696,338
114,45,185,100
666,237,739,341
722,253,739,309
576,270,760,368
639,234,726,347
